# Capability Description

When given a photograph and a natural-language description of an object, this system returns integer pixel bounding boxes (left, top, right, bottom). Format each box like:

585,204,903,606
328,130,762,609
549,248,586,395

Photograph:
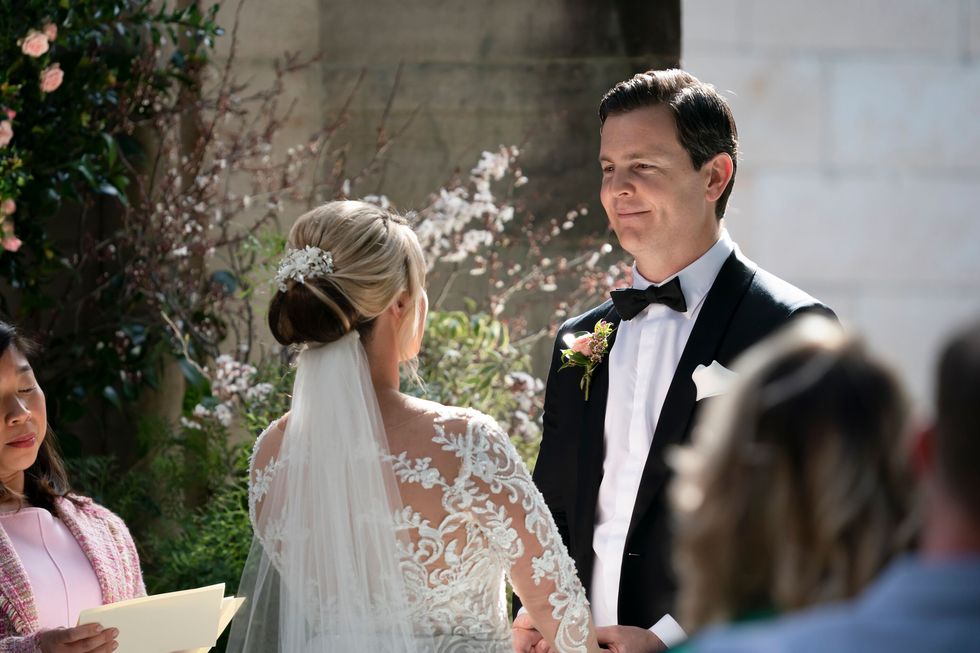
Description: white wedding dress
235,335,594,653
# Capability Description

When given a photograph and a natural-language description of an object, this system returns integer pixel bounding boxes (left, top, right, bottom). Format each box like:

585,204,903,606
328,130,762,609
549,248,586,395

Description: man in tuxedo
512,69,833,652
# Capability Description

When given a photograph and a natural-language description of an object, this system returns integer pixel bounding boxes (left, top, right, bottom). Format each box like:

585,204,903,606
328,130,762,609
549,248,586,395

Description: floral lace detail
247,427,287,528
389,410,591,653
247,410,591,653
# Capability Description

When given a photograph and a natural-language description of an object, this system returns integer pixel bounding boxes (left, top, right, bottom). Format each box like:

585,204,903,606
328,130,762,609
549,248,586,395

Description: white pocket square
692,360,737,401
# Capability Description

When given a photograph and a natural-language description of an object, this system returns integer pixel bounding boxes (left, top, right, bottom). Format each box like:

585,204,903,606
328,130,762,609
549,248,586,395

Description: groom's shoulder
560,299,615,334
741,255,835,320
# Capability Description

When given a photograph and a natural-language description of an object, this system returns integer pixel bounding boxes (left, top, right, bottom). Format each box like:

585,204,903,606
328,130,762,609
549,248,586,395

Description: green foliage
1,0,224,455
0,0,222,270
410,308,543,468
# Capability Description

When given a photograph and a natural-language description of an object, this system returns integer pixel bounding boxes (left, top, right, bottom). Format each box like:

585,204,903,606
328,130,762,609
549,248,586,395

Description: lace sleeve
248,416,288,529
438,413,599,653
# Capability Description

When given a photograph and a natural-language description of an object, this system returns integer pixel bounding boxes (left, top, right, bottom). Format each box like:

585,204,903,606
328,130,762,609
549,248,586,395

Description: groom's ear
703,152,734,204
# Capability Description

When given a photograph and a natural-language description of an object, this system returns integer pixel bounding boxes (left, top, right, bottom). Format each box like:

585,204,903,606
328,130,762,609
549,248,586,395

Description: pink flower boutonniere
559,319,615,401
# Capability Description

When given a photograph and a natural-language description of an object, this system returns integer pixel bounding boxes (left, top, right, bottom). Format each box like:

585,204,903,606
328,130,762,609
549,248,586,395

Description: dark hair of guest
935,319,980,519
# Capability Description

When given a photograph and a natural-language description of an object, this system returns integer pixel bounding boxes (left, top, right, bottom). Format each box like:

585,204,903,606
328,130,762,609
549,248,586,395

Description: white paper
77,583,237,653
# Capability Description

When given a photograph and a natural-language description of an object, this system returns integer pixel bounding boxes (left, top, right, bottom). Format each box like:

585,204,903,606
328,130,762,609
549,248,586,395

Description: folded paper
77,583,243,653
691,360,737,401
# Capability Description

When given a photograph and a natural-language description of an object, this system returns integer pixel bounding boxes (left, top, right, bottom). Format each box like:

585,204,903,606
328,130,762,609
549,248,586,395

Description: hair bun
268,280,359,346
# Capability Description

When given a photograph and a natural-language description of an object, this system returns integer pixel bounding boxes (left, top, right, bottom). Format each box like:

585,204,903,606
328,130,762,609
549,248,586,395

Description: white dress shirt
590,230,735,646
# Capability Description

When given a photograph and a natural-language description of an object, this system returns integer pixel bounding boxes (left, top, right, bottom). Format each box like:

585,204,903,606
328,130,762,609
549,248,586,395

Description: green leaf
177,358,211,396
102,133,118,168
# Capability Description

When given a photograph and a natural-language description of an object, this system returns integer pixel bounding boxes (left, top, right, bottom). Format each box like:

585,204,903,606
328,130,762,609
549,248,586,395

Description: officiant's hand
596,625,666,653
511,610,543,653
39,624,119,653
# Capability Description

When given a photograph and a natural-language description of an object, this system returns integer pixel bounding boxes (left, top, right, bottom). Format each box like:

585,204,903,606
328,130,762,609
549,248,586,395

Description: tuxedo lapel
573,305,621,570
625,251,756,543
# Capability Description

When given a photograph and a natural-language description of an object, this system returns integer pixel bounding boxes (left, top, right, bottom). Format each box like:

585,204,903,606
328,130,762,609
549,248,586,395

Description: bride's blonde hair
269,200,426,361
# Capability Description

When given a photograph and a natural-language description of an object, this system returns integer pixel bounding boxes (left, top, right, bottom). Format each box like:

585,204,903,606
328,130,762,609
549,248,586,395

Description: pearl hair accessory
274,245,335,292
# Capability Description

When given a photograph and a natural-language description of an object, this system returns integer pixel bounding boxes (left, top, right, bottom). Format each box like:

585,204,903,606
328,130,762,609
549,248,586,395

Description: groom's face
599,104,716,269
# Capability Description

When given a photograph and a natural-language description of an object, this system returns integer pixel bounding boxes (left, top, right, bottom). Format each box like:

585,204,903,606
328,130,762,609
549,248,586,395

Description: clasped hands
511,612,667,653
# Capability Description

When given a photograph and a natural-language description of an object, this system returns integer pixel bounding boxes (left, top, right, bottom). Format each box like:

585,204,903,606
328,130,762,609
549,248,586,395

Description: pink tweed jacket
0,496,145,653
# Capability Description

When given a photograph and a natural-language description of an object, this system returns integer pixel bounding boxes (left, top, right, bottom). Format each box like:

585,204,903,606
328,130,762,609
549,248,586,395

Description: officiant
0,320,145,653
513,69,834,653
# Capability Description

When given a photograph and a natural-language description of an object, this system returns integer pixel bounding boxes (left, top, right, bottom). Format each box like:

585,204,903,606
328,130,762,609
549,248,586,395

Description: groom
513,70,833,652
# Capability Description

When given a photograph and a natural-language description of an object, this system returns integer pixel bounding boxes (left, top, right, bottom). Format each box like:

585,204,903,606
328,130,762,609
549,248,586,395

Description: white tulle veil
227,331,417,652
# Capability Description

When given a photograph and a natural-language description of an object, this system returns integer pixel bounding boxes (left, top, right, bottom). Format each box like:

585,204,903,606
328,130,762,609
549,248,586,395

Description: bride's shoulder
250,414,289,474
430,405,508,440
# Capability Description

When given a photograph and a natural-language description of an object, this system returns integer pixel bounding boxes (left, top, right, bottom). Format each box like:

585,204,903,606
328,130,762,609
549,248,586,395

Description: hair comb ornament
274,245,335,292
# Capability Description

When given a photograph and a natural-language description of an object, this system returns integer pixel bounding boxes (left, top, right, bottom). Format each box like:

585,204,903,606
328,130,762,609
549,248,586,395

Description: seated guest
597,316,916,652
0,320,144,653
688,318,980,652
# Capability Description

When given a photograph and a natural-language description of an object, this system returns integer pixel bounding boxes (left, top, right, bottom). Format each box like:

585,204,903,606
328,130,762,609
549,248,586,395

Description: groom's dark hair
598,69,738,220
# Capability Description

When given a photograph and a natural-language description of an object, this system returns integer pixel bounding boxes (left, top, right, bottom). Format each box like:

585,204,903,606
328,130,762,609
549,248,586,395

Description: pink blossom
4,109,14,120
20,30,49,57
1,199,15,215
43,23,58,41
569,333,593,358
2,236,22,253
0,121,12,148
40,63,64,93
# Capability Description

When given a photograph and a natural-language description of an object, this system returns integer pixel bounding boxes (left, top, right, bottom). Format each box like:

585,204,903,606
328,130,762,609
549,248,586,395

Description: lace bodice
248,407,594,653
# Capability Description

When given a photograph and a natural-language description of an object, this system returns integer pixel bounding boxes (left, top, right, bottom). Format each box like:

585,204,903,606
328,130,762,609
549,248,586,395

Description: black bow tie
610,277,687,320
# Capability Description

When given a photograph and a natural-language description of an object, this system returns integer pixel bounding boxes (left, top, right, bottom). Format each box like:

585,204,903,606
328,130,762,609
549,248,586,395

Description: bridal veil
227,332,417,652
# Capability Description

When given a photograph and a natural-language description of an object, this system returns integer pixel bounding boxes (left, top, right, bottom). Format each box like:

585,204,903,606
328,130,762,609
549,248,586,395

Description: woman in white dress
228,201,600,653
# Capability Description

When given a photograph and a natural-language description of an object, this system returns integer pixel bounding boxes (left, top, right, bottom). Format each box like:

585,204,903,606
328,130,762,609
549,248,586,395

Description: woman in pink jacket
0,321,144,653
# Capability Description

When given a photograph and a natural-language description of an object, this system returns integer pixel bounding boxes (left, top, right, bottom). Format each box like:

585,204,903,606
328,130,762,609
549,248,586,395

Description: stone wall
218,0,680,364
682,0,980,405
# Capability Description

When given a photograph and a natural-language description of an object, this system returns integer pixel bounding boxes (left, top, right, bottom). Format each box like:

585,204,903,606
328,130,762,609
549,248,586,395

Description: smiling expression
0,346,47,492
599,104,722,280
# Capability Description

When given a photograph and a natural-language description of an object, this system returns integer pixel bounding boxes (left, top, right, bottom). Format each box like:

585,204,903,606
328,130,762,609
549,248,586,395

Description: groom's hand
596,625,667,653
511,611,543,653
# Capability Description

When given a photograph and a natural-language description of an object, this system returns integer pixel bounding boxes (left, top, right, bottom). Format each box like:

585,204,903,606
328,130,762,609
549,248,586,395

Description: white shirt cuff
650,614,687,649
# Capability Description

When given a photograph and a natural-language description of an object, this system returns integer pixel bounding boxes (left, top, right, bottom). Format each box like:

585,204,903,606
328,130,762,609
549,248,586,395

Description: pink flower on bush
0,121,12,148
4,109,14,120
1,199,15,215
2,235,23,253
40,63,64,93
20,30,49,57
43,23,58,41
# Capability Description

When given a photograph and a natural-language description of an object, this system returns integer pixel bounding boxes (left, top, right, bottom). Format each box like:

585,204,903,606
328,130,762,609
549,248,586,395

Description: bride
227,201,601,653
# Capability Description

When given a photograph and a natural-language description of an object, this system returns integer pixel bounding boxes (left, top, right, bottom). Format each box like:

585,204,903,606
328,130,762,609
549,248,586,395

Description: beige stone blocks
969,0,980,57
682,54,824,167
744,0,960,54
849,293,980,405
682,0,745,50
743,173,980,286
829,60,980,170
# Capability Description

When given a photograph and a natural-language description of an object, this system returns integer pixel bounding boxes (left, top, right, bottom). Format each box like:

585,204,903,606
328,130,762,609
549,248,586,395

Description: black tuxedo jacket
516,250,834,627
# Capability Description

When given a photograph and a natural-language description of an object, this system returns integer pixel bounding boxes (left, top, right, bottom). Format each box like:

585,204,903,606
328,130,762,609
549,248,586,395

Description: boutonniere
691,360,737,401
559,319,615,401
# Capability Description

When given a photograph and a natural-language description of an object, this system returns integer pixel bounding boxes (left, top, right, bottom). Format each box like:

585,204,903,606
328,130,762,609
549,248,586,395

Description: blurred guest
0,320,144,653
688,318,980,652
597,316,915,652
